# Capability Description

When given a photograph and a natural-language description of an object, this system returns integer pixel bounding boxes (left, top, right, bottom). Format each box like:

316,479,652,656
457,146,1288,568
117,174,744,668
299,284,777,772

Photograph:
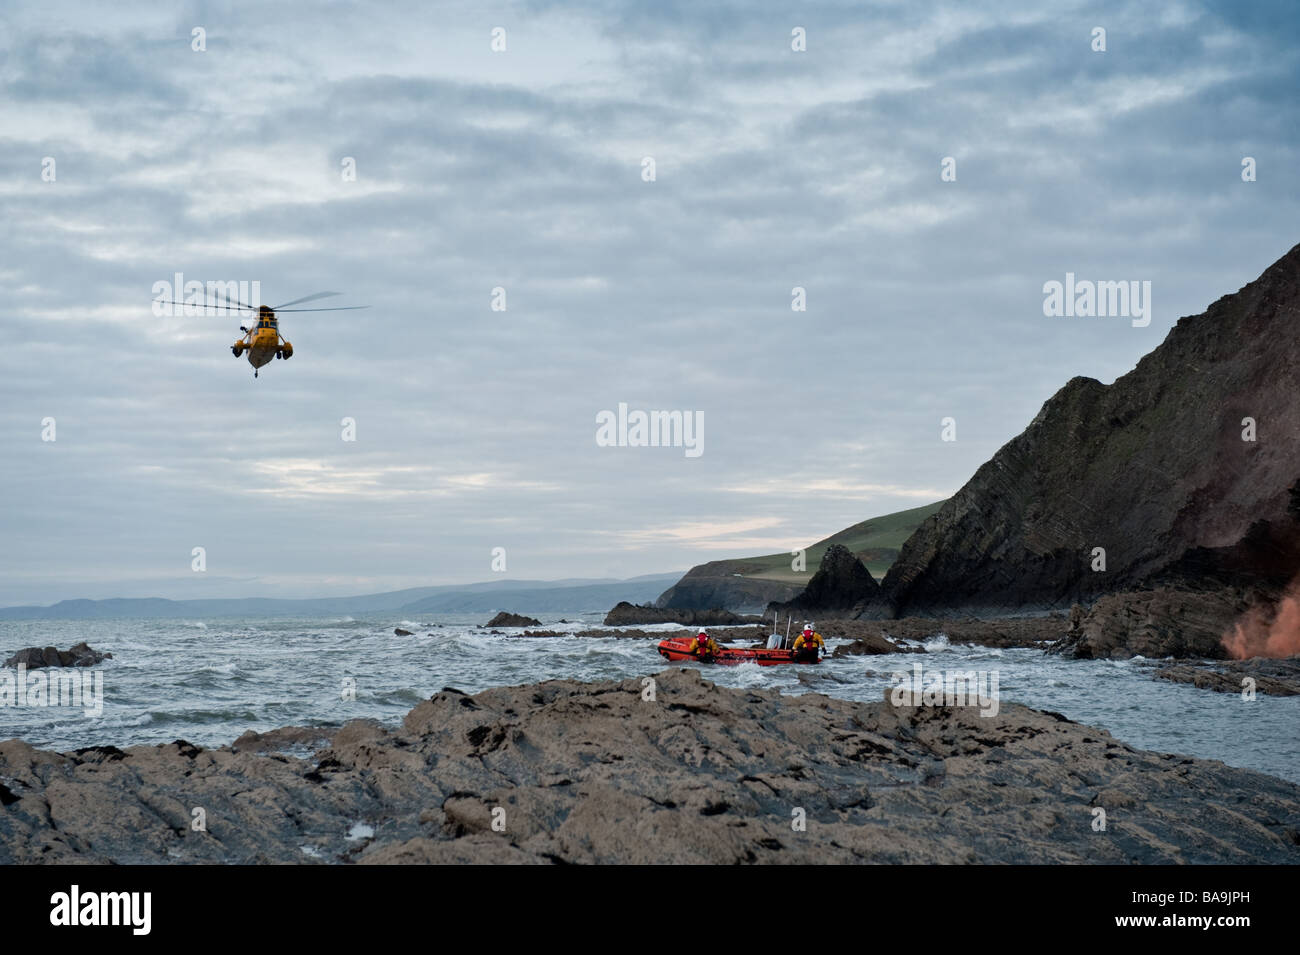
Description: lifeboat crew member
791,623,824,659
688,629,721,659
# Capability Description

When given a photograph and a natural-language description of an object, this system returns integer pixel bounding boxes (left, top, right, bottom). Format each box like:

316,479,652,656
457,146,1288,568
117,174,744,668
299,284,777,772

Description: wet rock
1,669,1296,864
484,612,542,628
831,632,923,657
394,628,414,636
3,642,111,669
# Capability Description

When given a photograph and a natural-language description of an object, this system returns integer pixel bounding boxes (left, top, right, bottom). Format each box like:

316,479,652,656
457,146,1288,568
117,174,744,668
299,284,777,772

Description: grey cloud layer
0,0,1296,602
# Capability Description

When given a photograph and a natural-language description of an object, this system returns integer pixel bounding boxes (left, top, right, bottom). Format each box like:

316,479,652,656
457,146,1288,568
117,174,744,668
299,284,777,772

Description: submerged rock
1,669,1297,864
3,642,111,669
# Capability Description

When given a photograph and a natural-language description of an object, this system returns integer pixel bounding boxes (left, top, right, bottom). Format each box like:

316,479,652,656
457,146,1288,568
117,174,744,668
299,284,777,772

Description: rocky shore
2,669,1296,864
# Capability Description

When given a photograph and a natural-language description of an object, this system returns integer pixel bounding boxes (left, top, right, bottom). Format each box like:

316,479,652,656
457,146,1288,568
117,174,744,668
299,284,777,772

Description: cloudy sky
0,0,1296,604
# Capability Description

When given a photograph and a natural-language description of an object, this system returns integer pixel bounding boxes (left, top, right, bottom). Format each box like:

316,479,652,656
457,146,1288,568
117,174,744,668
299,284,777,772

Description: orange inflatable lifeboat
656,635,821,666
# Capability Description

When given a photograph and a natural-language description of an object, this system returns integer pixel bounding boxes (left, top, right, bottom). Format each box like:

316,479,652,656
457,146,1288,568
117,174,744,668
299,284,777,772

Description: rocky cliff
768,544,886,617
882,242,1300,616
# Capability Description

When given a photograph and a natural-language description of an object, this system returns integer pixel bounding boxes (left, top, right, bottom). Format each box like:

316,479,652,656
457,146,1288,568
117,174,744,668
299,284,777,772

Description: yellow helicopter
154,291,368,377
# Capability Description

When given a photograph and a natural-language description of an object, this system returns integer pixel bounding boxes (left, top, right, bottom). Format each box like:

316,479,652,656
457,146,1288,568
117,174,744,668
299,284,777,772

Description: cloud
0,0,1297,601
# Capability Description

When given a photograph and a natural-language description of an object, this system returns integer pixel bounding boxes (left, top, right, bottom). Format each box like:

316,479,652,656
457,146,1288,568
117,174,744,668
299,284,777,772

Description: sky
0,0,1297,604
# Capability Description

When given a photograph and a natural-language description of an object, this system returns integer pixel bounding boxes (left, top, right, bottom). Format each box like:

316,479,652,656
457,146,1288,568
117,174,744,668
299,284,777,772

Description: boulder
831,632,920,657
3,642,111,669
484,612,542,628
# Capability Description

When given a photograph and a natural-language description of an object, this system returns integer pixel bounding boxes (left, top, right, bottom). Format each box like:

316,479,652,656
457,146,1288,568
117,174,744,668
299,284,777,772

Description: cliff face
882,243,1300,616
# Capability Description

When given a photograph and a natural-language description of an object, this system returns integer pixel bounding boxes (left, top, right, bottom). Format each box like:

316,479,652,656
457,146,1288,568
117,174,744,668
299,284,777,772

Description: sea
2,614,1296,784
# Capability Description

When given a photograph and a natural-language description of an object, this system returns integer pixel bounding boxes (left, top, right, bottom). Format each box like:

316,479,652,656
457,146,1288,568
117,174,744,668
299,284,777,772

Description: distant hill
0,574,683,620
654,501,947,612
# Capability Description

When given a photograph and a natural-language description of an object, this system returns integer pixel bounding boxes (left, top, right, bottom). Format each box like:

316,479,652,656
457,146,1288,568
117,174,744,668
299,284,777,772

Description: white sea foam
346,822,374,841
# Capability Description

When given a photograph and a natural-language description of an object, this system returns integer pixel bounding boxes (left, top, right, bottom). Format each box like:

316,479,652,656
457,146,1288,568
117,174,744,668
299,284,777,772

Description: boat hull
656,636,820,666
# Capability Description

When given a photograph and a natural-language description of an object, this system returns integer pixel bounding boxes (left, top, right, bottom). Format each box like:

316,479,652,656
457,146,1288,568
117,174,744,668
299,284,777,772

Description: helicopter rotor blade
270,291,342,310
273,305,371,312
217,291,259,310
152,299,255,312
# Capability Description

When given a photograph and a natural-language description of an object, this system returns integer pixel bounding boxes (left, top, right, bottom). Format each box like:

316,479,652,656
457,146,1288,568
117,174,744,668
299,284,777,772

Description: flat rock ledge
1154,657,1300,696
1,669,1297,864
